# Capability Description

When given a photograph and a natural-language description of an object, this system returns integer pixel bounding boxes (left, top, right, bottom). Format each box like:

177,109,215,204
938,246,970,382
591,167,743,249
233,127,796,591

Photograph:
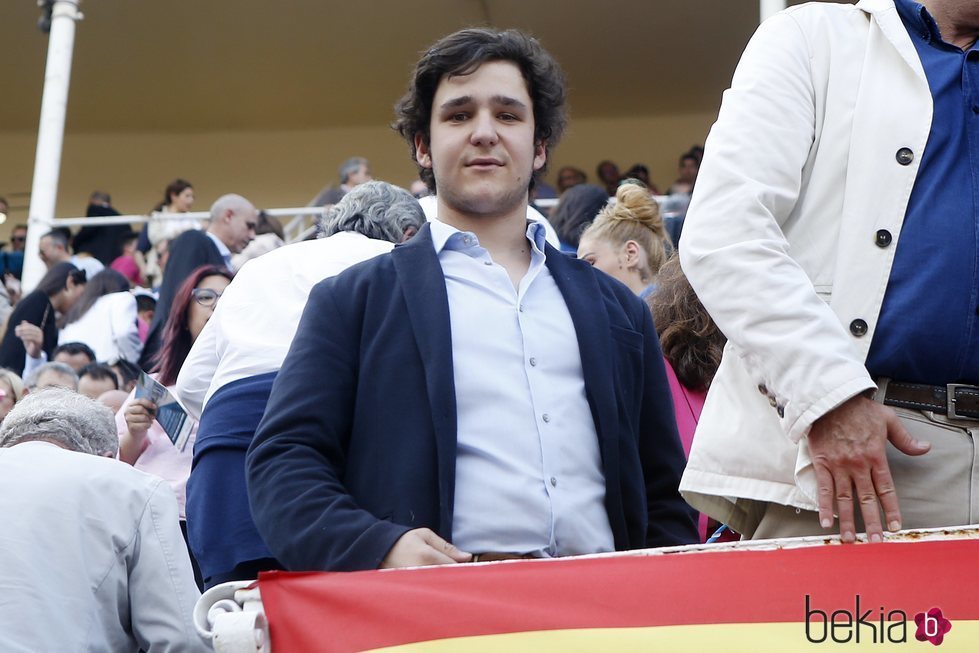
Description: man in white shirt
246,28,696,572
0,389,205,652
175,181,425,586
37,228,105,279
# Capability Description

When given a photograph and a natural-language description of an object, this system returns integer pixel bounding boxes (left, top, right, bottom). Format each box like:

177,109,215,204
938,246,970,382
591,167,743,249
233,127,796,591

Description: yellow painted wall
0,110,717,240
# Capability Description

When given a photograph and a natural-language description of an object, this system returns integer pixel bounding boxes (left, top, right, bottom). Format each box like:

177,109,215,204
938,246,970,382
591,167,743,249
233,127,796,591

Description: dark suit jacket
139,229,225,370
0,290,57,376
73,204,131,265
246,224,697,571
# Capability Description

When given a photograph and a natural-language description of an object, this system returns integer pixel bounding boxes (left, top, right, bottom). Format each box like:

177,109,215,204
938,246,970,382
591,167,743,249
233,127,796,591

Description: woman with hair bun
576,182,670,298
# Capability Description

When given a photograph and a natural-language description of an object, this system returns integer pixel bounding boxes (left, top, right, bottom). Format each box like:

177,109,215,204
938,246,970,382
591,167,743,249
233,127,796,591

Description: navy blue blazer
246,223,697,571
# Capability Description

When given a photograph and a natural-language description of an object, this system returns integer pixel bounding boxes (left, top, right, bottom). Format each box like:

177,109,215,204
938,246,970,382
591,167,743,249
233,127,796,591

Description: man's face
598,163,620,185
224,207,258,254
38,235,66,267
33,371,77,393
678,158,699,183
415,60,545,219
9,227,27,252
557,168,584,193
348,164,372,187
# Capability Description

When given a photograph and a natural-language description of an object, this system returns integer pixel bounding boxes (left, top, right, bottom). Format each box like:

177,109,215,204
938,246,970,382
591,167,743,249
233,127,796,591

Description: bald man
139,194,257,370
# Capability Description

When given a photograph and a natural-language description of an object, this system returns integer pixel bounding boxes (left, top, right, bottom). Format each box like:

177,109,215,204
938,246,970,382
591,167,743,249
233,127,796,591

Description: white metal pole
760,0,787,23
23,0,83,292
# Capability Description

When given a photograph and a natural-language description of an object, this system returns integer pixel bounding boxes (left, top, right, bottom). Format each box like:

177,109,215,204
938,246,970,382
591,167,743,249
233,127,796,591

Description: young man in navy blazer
246,28,697,571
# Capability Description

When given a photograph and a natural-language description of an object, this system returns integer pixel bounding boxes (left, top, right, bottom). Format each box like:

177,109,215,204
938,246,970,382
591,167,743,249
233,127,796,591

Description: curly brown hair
647,256,726,391
393,28,567,194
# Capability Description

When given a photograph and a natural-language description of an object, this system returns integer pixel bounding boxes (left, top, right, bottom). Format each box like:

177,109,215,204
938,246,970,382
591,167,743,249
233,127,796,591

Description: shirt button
550,477,557,487
777,405,785,418
542,414,551,423
529,357,537,367
462,236,473,246
768,396,778,408
849,319,869,337
483,260,492,266
895,147,914,166
875,229,892,247
757,384,768,395
518,304,524,312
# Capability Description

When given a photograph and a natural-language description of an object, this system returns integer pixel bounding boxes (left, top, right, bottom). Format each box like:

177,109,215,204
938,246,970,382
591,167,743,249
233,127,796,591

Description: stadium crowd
2,0,978,647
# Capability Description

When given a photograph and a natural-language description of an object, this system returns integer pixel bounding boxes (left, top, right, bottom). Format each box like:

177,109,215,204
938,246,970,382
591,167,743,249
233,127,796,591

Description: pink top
664,358,708,541
664,358,706,458
136,317,149,344
115,384,197,519
110,254,145,287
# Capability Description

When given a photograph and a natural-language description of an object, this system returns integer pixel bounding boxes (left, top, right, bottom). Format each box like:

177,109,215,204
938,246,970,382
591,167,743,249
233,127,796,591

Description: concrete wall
0,109,717,239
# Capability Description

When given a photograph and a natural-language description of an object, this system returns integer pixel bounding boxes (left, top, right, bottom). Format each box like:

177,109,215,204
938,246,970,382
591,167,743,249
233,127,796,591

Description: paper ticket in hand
134,371,193,451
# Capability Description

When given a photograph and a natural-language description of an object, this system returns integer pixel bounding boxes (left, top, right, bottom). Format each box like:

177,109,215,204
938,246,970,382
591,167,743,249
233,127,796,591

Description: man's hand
380,528,472,568
808,395,930,544
14,321,44,358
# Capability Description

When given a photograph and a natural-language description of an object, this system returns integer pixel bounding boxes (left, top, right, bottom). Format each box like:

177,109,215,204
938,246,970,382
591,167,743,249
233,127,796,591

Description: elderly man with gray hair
24,361,79,393
0,389,205,652
309,156,373,207
174,180,424,587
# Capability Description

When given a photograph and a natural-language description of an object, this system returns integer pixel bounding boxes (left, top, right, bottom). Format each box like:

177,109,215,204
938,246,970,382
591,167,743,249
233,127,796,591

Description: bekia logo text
805,595,952,645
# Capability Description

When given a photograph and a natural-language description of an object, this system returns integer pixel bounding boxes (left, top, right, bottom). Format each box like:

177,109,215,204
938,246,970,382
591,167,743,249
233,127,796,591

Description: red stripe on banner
258,539,979,652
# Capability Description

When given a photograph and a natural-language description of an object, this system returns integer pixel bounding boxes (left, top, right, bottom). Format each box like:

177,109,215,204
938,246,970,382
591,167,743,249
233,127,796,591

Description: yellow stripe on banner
368,621,979,652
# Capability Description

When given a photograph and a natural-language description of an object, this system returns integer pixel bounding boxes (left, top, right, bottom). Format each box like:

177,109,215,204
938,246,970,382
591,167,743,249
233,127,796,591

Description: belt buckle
947,383,978,420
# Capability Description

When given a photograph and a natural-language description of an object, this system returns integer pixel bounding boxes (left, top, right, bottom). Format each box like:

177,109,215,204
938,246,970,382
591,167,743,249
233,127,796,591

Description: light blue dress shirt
430,218,615,557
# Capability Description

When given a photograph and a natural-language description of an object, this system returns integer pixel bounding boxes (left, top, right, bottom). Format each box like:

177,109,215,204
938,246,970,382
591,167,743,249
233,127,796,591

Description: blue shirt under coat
865,0,979,385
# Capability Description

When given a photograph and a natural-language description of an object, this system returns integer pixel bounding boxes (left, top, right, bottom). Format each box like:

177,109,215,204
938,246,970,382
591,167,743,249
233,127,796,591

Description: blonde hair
0,369,25,404
579,182,669,283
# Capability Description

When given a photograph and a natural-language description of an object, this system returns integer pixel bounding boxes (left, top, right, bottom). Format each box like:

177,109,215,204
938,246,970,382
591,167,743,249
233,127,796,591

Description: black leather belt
881,382,979,420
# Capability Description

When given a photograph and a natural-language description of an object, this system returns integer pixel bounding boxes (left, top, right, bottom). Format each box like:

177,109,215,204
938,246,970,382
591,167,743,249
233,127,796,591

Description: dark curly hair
647,255,726,391
393,28,567,194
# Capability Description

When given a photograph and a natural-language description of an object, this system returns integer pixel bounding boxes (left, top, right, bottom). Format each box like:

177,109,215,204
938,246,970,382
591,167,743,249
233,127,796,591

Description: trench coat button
777,405,785,418
758,384,768,395
896,148,914,166
769,396,778,407
875,230,892,247
849,319,869,337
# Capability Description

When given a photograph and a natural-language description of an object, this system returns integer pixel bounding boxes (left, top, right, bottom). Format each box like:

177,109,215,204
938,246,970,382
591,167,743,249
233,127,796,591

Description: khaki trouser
752,383,979,540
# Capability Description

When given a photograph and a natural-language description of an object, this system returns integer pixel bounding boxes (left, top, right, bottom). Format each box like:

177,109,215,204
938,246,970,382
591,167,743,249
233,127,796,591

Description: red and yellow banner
258,539,979,651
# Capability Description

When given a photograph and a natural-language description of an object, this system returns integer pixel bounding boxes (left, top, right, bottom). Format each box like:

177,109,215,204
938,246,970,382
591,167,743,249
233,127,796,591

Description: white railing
47,207,325,242
20,206,326,292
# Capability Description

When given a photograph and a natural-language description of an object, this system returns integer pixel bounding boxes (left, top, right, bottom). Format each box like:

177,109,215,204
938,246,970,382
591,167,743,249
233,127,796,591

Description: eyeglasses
10,236,25,243
192,288,222,308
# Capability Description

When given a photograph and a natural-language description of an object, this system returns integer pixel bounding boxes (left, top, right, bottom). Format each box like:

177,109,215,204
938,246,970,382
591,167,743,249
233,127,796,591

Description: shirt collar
893,0,951,46
205,230,232,259
429,218,548,258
